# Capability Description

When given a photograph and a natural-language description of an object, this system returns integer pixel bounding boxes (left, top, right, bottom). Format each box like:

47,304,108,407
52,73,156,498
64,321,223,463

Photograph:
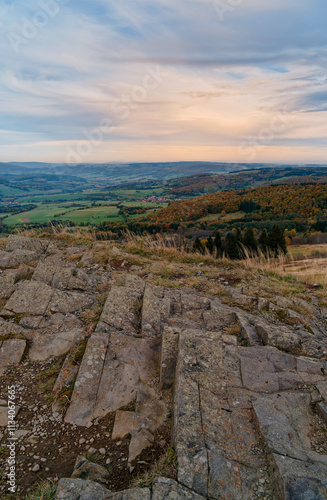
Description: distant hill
1,161,327,183
165,166,327,196
144,183,327,225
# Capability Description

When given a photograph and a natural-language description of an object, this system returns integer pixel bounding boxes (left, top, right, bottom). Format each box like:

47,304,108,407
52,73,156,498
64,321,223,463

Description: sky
1,0,327,164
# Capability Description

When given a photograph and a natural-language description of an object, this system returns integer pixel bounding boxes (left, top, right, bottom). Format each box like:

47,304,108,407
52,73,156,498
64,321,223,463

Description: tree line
193,225,287,259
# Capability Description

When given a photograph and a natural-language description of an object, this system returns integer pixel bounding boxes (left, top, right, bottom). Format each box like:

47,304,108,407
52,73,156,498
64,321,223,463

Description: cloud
0,0,327,162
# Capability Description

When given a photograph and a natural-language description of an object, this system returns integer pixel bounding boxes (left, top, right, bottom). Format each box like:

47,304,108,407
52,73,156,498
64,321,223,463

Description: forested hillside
145,183,327,224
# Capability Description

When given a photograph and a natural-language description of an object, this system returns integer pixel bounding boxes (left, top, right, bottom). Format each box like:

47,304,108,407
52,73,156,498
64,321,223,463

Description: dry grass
16,224,97,246
242,246,327,287
124,231,216,264
282,257,327,286
25,480,56,500
36,360,63,394
131,448,177,489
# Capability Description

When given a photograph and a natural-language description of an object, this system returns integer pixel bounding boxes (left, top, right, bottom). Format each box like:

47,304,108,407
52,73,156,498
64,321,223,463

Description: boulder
71,455,110,484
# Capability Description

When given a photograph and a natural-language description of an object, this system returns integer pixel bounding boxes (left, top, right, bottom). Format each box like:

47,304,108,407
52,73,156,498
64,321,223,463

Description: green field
0,184,32,197
0,176,174,228
2,203,122,226
59,205,122,224
0,196,167,227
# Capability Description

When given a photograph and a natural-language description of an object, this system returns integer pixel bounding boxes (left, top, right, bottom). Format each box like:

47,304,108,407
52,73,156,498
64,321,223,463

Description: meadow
0,186,169,227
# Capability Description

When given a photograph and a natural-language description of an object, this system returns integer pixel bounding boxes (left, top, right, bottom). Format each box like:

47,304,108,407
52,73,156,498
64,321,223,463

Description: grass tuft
25,480,57,500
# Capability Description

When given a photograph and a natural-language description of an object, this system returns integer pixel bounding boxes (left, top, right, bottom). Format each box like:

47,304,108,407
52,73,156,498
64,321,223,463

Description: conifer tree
267,225,287,255
236,227,243,243
214,231,222,257
258,229,269,253
226,233,240,260
243,227,258,254
206,236,215,254
193,237,203,254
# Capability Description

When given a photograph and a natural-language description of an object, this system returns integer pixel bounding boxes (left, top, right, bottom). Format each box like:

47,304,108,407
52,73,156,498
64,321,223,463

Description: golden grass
15,224,97,246
242,246,327,287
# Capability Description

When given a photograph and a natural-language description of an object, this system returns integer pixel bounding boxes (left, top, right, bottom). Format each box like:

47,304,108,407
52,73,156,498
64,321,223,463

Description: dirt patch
0,359,171,499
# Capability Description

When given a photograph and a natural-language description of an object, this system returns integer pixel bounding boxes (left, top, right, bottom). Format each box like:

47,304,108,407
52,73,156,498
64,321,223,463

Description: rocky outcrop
0,236,327,499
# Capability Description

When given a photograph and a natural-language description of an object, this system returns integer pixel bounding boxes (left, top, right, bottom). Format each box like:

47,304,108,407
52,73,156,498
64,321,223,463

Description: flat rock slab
252,392,325,464
273,454,327,500
316,380,327,401
112,411,137,440
128,428,154,463
100,285,143,333
0,339,26,376
173,329,276,499
0,249,39,268
6,234,49,254
5,280,93,317
112,384,166,461
54,478,112,499
47,289,94,315
173,372,208,497
33,258,74,289
110,332,159,383
65,332,109,426
152,477,207,500
0,270,18,299
236,312,263,346
33,257,107,291
93,356,139,420
317,402,327,423
203,299,234,332
135,383,166,434
4,281,53,315
28,329,82,361
142,284,171,336
55,479,150,500
239,346,326,393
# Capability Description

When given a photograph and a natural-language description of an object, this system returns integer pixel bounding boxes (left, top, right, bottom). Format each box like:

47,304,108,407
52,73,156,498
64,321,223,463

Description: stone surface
316,380,327,401
33,258,74,289
6,234,49,254
72,455,110,484
65,332,109,426
1,236,327,499
160,326,179,390
112,411,137,440
152,477,206,499
110,332,159,383
46,288,94,315
53,355,80,392
4,281,54,315
100,284,143,333
272,454,327,500
54,478,112,499
28,329,82,361
253,391,327,465
236,312,263,346
0,339,26,375
316,401,327,424
94,356,139,419
128,428,154,463
55,478,151,500
142,284,171,336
